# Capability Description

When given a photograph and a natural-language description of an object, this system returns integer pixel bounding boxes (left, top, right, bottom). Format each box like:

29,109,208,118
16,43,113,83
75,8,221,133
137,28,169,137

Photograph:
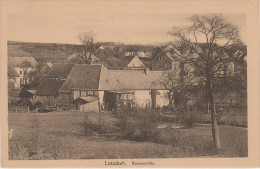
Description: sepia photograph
1,0,260,168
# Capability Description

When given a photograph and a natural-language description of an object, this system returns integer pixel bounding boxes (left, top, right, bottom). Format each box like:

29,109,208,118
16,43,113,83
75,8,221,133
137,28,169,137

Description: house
8,66,20,89
119,56,152,70
34,63,74,106
97,66,169,110
8,56,38,87
151,44,246,78
120,56,146,70
36,64,169,112
99,45,105,50
124,51,151,58
151,51,177,71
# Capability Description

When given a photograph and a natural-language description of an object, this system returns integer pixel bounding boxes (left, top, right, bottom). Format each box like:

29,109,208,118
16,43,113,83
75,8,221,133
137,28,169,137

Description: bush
83,114,114,136
176,110,195,128
115,114,137,139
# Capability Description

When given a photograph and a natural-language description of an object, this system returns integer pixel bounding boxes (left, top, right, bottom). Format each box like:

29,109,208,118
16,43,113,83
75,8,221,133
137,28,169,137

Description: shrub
115,114,137,139
176,110,194,128
83,114,114,136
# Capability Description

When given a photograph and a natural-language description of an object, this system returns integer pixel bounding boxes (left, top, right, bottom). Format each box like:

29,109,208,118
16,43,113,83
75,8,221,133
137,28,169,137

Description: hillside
8,41,155,70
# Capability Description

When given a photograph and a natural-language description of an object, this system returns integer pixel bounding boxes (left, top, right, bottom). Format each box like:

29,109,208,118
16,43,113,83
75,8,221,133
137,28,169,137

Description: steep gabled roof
59,64,102,93
36,79,65,96
45,63,74,79
35,63,74,96
8,56,38,67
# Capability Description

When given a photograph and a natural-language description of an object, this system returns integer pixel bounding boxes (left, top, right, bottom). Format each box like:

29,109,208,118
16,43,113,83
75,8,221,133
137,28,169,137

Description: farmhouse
35,63,74,106
8,56,38,87
35,63,169,111
8,66,21,89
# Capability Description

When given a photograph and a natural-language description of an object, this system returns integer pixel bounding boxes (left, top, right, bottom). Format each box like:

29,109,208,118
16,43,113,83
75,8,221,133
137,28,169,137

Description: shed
73,96,99,112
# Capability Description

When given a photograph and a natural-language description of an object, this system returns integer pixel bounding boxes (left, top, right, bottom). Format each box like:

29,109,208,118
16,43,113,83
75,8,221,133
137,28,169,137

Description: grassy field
8,111,248,159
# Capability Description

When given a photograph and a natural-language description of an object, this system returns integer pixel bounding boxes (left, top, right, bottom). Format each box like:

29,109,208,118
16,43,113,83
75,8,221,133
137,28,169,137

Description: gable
152,52,173,63
127,56,146,68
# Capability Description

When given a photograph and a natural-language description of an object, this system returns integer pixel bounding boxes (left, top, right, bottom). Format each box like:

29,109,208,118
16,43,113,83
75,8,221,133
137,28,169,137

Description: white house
8,56,38,87
124,51,151,58
36,64,169,112
8,66,20,89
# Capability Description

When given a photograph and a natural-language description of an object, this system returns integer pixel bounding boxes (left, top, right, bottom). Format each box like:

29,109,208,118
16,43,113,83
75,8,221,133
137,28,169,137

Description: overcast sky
7,1,246,45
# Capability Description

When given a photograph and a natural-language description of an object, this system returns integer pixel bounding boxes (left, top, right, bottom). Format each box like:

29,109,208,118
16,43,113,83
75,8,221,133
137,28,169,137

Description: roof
57,64,167,93
27,90,37,95
8,56,38,67
121,56,151,69
36,79,65,96
59,64,102,93
99,68,166,90
8,66,19,77
73,96,98,104
45,63,74,79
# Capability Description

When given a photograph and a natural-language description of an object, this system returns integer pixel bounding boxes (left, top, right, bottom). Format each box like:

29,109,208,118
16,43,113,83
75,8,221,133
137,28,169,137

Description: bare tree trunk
207,78,221,150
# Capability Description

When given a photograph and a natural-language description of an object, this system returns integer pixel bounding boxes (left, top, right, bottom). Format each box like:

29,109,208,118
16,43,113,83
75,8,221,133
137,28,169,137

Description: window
87,91,94,96
120,94,134,101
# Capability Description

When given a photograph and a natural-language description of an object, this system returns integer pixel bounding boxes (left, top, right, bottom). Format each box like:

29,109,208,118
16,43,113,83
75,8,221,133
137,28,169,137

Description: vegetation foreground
8,111,247,160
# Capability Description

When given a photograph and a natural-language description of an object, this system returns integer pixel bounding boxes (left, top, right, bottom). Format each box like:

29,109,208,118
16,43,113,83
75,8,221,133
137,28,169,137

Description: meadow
8,111,248,160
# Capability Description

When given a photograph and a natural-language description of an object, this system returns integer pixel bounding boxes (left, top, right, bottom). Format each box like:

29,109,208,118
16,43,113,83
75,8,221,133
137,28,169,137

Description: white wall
73,90,80,100
156,90,169,108
80,100,99,112
98,91,104,107
134,90,151,108
127,57,145,68
14,67,33,84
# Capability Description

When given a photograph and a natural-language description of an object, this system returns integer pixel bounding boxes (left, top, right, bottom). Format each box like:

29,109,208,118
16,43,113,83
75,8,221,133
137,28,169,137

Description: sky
7,1,247,45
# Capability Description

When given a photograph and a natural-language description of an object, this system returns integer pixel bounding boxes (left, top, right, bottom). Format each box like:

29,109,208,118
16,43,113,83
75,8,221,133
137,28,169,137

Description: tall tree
20,61,33,84
169,14,242,150
76,31,96,64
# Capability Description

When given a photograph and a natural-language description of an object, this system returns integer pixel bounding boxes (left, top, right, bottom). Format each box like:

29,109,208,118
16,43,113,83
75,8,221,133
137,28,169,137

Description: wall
151,55,172,71
56,93,72,105
79,100,99,112
127,57,145,68
14,67,33,84
156,90,169,108
33,96,57,106
134,90,151,108
98,91,104,109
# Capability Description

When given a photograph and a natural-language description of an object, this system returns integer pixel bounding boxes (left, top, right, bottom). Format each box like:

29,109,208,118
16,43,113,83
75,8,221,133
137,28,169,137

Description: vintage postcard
1,0,260,168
